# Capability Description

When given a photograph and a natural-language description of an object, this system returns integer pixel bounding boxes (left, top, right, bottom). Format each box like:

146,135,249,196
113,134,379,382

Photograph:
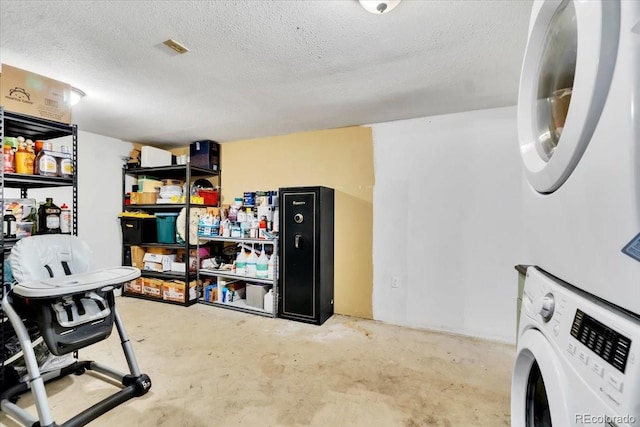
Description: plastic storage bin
120,217,157,244
197,189,218,206
156,212,179,244
246,284,272,309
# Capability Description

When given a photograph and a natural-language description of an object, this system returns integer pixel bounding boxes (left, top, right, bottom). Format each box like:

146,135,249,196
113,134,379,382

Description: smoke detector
359,0,401,14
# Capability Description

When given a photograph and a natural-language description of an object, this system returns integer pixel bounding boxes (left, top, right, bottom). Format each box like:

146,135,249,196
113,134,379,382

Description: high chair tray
12,267,140,298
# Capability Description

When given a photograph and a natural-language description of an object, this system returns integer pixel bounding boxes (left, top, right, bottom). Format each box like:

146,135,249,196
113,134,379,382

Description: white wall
371,106,523,343
5,131,132,269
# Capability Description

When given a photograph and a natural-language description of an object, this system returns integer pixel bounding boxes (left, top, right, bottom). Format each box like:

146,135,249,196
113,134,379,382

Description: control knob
538,293,555,322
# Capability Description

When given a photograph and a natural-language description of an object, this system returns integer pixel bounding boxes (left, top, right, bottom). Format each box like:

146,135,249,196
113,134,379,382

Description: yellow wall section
222,126,374,319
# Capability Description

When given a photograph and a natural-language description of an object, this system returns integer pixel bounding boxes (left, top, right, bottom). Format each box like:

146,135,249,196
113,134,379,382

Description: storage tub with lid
155,212,179,244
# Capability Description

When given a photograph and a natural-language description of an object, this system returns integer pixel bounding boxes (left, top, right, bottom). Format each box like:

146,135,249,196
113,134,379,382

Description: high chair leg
1,295,55,426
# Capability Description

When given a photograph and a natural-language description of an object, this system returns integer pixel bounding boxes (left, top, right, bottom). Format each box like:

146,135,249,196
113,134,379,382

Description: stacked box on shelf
143,278,164,299
163,280,197,303
142,253,176,272
124,277,144,294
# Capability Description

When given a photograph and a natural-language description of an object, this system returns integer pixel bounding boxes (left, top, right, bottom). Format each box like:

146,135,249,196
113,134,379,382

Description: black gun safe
278,186,334,325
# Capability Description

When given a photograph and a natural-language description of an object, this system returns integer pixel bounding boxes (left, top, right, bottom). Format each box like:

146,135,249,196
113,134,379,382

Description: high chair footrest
44,322,114,356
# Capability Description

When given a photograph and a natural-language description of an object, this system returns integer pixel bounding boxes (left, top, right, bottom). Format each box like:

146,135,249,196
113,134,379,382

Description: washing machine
512,266,640,426
518,0,640,315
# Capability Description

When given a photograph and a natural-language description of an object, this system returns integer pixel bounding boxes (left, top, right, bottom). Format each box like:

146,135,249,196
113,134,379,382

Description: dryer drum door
511,329,571,427
517,0,619,193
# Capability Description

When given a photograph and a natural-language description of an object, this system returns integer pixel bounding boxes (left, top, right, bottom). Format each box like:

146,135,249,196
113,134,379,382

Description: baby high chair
0,234,151,427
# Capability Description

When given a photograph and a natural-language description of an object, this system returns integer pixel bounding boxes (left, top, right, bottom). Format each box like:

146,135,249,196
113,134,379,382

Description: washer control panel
570,309,631,374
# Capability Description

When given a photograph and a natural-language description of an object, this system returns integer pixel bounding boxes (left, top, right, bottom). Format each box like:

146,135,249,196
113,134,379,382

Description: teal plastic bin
156,213,179,244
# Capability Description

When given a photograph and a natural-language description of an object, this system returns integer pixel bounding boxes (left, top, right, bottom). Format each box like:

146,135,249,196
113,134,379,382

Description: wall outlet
391,276,400,289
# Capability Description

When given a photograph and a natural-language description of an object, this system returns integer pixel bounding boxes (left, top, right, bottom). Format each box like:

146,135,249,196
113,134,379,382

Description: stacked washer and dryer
512,0,640,426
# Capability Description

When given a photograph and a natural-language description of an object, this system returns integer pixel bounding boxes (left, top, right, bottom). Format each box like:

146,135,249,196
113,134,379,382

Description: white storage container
141,146,172,167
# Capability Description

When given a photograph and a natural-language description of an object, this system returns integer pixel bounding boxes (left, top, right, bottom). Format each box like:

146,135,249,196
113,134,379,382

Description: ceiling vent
163,39,189,54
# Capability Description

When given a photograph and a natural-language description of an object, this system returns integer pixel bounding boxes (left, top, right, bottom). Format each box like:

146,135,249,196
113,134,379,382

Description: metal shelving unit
1,108,78,392
197,236,278,318
121,164,220,307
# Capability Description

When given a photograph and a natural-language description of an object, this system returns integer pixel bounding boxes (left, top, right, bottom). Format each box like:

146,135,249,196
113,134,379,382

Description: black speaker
278,186,334,325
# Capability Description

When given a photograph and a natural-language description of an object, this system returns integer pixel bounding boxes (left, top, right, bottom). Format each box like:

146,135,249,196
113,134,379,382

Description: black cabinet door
280,191,317,319
279,186,334,325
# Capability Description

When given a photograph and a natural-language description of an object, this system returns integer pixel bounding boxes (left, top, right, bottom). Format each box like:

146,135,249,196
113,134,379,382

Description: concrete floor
2,297,515,427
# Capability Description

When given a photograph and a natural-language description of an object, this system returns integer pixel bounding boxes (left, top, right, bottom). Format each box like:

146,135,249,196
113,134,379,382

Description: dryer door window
517,0,619,193
534,0,576,162
525,360,552,426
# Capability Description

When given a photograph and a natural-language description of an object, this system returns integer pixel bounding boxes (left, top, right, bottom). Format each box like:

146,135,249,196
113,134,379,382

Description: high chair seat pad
12,267,140,298
10,235,92,282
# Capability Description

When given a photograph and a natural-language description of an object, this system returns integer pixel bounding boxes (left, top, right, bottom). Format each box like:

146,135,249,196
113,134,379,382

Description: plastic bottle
25,207,38,236
35,201,44,233
228,205,238,222
272,206,279,232
235,250,247,275
3,137,16,173
267,253,276,280
237,208,247,224
221,219,231,237
259,216,267,239
26,140,36,174
3,211,17,238
240,221,249,238
246,246,258,277
263,289,274,313
231,222,241,238
35,142,58,176
14,138,34,174
34,140,44,155
38,197,61,234
58,145,73,178
197,216,207,237
60,203,72,234
217,217,224,237
249,219,259,239
212,216,220,236
256,248,269,278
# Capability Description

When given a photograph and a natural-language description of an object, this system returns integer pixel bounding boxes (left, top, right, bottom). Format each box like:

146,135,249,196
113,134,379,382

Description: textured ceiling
0,0,532,146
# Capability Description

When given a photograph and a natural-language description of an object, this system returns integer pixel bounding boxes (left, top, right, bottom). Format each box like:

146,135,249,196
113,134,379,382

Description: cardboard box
147,247,174,255
203,284,218,302
163,280,197,302
130,246,146,269
170,262,186,273
189,140,220,171
137,177,163,193
143,253,176,272
170,257,196,272
136,192,158,205
218,280,245,303
1,64,72,124
142,278,163,298
124,278,144,294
